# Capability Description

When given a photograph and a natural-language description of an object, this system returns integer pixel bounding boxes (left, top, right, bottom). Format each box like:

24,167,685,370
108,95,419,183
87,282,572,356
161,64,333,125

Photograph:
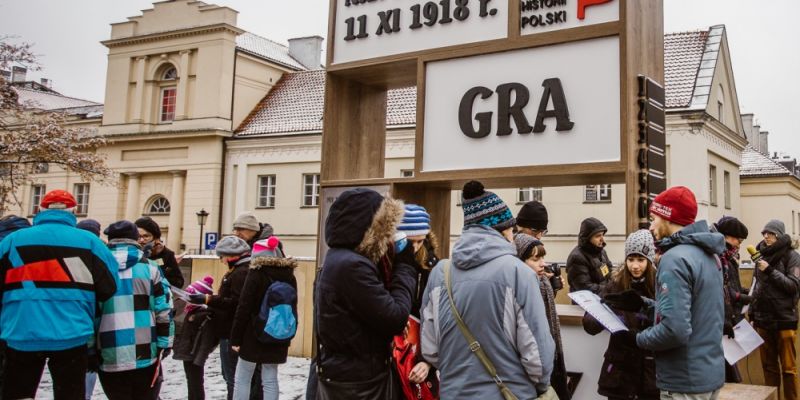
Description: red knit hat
649,186,697,226
40,189,77,209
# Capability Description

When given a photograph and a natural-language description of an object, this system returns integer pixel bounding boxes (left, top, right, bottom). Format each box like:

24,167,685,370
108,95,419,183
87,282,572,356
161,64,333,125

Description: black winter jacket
173,308,219,366
207,257,250,339
751,235,800,330
149,245,185,288
567,217,613,294
583,280,658,399
230,255,298,364
314,189,416,383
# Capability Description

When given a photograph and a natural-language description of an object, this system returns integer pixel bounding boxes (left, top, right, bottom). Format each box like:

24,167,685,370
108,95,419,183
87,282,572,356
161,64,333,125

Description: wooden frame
321,0,664,252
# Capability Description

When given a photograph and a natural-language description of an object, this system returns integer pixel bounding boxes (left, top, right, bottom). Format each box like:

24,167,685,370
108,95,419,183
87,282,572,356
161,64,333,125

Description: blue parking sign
205,232,218,250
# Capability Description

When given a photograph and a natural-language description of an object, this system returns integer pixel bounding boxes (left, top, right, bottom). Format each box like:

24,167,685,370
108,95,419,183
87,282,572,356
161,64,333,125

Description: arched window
158,64,178,122
162,67,178,80
146,195,171,215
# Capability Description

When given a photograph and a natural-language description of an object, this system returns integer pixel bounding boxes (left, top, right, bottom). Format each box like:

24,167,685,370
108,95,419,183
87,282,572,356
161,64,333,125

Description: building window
258,175,276,208
34,162,49,174
584,184,612,203
401,169,414,178
29,184,45,215
162,67,178,80
518,187,543,203
716,85,725,122
146,196,171,215
717,101,723,122
723,171,731,209
302,174,320,207
73,183,90,216
160,87,177,122
709,165,718,206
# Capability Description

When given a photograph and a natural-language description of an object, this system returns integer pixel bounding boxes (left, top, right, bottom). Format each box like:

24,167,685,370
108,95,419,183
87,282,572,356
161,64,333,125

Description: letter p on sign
577,0,613,20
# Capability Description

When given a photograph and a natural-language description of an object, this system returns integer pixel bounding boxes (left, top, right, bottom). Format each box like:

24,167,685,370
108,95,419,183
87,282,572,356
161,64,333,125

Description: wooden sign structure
321,0,664,255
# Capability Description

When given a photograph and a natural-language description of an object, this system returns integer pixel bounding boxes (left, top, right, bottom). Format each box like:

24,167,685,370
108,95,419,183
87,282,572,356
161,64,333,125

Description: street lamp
196,208,209,254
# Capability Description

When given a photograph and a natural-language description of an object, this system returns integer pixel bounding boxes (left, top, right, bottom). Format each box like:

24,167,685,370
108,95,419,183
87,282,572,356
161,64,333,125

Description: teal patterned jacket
95,239,174,372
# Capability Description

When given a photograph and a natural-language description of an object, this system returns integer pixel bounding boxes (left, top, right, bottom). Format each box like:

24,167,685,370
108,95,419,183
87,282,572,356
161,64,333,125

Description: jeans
660,389,720,400
3,344,87,400
183,361,206,400
220,339,237,400
98,363,159,400
233,360,278,400
757,328,799,400
85,372,98,399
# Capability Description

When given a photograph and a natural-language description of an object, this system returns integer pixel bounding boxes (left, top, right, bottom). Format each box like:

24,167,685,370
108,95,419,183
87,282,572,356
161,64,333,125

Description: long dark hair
612,256,656,298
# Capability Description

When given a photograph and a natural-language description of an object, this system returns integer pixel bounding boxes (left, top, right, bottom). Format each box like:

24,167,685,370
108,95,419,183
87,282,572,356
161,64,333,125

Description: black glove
612,330,639,348
393,240,418,269
739,293,753,305
723,323,735,339
87,352,101,373
187,294,208,305
603,290,645,312
158,348,172,359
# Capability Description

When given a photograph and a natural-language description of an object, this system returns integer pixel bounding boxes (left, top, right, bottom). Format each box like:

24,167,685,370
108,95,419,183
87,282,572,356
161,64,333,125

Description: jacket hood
757,233,796,255
579,217,608,250
657,220,725,256
325,189,405,263
109,239,146,271
452,224,517,270
250,255,298,270
0,216,31,241
32,209,77,227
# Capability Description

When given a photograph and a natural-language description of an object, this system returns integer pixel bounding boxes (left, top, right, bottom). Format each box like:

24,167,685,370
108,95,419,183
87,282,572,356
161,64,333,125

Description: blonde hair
415,231,440,270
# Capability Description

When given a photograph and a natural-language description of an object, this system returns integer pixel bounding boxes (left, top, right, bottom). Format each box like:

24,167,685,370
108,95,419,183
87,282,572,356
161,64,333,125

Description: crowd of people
0,181,798,400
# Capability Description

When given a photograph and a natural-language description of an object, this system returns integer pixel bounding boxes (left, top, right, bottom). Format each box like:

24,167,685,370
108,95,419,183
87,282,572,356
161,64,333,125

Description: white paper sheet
568,290,628,333
170,286,191,301
722,319,764,365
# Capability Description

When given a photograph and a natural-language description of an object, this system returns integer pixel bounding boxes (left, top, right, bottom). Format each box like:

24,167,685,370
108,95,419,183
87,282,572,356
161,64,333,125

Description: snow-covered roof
741,146,795,178
13,86,100,111
235,70,415,136
664,25,724,111
236,32,307,71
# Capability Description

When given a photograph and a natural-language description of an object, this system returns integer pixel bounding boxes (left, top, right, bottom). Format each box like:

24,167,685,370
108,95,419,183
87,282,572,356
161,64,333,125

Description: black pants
183,361,206,400
3,345,87,400
98,363,159,400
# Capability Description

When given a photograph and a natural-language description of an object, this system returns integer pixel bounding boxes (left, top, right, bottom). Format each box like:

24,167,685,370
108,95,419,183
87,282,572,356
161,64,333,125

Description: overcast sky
0,0,797,158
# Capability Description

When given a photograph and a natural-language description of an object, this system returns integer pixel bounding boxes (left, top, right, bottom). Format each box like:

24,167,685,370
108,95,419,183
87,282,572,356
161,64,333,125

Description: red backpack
393,316,439,400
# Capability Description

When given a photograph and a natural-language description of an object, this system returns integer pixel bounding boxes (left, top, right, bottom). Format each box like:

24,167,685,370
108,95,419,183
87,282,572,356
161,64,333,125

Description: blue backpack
256,280,298,344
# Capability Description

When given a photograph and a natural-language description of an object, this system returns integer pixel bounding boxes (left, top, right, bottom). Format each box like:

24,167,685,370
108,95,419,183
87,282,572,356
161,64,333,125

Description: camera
546,263,564,292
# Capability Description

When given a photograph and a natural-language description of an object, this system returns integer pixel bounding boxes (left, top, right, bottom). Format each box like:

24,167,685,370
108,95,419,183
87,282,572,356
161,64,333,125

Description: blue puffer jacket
0,210,118,351
636,220,726,394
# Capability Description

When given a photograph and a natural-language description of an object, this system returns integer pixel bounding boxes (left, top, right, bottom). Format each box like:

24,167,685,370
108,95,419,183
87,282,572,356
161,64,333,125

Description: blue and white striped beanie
462,180,516,232
398,204,431,238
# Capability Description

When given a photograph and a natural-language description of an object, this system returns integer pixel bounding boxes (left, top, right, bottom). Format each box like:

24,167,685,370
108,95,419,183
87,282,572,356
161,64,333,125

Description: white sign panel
422,36,620,172
521,0,619,35
332,0,508,65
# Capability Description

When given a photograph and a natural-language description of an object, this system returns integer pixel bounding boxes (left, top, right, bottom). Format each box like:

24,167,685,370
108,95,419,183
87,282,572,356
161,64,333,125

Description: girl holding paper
582,229,658,400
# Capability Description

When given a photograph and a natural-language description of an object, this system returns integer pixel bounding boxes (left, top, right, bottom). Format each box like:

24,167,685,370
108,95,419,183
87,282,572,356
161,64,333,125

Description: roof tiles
664,30,709,108
236,32,307,71
741,146,794,177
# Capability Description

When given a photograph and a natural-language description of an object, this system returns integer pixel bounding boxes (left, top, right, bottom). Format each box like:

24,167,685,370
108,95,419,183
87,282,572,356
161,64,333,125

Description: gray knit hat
762,219,786,236
233,212,260,232
625,229,655,263
514,233,542,261
215,235,251,257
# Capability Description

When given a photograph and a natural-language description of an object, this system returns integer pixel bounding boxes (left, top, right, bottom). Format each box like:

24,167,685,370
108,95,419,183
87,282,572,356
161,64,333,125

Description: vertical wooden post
622,0,664,234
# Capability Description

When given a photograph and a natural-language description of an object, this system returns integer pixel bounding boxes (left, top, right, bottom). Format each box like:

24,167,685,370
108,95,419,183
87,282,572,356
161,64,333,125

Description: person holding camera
515,233,570,399
516,200,564,292
582,229,659,400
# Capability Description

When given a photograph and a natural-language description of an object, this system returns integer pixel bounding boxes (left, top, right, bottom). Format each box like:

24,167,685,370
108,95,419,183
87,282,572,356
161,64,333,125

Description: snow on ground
38,352,311,399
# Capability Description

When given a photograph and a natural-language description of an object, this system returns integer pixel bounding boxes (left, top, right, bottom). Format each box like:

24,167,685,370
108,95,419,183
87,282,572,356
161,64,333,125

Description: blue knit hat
398,204,431,238
462,181,515,232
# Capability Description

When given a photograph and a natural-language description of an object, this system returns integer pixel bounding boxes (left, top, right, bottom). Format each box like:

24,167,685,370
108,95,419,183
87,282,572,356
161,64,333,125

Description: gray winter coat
636,220,726,394
421,224,555,399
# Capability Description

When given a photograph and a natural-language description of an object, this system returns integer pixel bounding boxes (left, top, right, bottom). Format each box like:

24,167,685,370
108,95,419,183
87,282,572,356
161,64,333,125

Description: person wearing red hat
615,186,727,399
0,189,119,399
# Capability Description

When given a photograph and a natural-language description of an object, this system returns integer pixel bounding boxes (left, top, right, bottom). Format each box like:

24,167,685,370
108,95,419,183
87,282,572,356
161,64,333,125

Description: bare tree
0,36,113,214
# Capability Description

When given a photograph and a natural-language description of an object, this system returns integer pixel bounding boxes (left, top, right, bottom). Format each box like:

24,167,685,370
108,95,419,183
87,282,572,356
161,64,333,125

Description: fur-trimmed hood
250,255,299,270
324,188,405,263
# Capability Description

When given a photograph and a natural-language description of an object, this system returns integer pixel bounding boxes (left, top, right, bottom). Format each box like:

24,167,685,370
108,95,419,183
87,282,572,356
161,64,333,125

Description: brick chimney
288,36,323,70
